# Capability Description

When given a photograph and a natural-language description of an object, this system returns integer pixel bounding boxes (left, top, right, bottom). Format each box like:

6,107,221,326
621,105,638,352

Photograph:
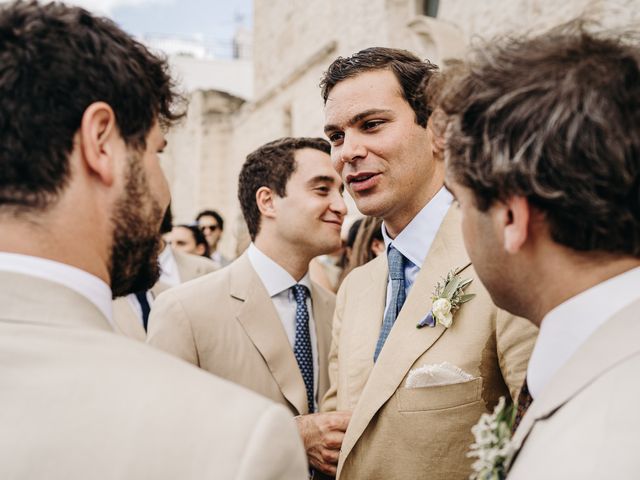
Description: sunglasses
199,224,220,232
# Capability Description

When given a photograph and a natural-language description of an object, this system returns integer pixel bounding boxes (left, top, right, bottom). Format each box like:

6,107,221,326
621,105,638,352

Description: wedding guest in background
320,46,538,480
148,137,351,476
196,208,231,268
0,2,307,479
170,224,211,258
340,216,384,281
442,23,640,479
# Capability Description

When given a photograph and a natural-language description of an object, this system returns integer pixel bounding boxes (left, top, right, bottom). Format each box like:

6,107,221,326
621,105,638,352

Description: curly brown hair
238,137,331,240
0,1,184,212
442,22,640,256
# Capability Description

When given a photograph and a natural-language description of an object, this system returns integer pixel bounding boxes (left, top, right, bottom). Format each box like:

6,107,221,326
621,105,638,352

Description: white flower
432,298,453,327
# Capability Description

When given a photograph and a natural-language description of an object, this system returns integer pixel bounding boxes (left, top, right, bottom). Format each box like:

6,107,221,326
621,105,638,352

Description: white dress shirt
528,266,640,399
0,252,114,326
381,187,453,315
247,243,319,409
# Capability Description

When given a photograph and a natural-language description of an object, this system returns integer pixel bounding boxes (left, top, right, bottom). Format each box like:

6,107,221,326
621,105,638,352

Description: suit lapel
511,297,640,459
231,255,309,415
341,206,470,462
311,283,333,400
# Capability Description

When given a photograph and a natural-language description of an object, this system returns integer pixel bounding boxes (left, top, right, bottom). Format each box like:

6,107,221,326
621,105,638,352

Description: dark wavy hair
0,1,184,211
320,47,439,127
442,22,640,256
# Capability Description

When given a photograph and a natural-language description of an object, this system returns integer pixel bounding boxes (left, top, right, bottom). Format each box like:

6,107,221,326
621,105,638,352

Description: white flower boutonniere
417,268,476,328
468,396,516,480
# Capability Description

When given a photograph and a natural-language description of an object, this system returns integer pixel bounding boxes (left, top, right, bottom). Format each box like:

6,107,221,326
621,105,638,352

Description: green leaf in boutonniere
416,268,476,329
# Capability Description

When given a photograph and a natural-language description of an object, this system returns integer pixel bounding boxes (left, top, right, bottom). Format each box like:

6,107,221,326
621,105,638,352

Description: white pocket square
405,361,474,388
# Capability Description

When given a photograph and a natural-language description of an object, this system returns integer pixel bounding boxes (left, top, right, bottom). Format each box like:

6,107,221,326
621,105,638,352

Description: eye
315,186,330,195
328,131,344,146
362,119,384,131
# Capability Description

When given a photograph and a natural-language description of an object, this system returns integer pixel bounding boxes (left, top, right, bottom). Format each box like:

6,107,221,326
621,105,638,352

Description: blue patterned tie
292,284,315,414
374,246,406,362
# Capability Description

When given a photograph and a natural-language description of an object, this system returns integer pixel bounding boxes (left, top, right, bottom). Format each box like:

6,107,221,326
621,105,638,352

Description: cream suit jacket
112,248,217,341
147,252,335,416
508,297,640,480
0,271,307,480
322,206,538,480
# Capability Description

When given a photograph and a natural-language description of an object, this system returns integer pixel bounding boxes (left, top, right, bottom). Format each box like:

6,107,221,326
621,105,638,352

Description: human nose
340,131,366,164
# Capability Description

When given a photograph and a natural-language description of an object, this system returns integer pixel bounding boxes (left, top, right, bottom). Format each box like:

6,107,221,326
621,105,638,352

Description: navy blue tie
374,246,406,362
135,291,151,331
292,284,315,414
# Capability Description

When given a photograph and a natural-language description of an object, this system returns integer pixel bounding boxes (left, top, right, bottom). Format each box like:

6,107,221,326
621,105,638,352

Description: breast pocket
397,377,483,412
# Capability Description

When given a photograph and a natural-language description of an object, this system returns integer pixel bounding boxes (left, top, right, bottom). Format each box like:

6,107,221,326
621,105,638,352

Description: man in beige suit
320,47,538,479
148,137,351,475
0,3,306,479
442,25,640,479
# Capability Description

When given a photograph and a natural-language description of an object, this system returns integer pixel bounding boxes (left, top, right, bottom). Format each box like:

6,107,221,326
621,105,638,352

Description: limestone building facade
162,0,640,258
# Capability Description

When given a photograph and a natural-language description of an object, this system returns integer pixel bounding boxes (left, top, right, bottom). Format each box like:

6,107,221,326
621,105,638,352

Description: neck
0,214,110,283
384,177,443,239
524,251,640,326
254,235,311,282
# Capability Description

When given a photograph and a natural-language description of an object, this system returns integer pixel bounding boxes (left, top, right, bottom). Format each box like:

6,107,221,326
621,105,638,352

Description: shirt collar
527,266,640,399
0,252,114,326
382,187,453,267
247,243,311,297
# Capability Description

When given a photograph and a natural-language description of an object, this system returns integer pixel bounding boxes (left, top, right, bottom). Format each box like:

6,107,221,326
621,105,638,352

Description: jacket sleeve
236,403,308,480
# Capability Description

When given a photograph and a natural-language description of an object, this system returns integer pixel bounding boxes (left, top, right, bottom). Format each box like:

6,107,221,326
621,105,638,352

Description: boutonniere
468,396,516,480
416,268,475,328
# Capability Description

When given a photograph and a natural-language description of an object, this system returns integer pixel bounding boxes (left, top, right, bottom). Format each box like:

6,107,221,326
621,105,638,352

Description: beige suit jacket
0,271,307,480
508,297,640,480
147,252,335,416
322,206,538,480
112,248,217,341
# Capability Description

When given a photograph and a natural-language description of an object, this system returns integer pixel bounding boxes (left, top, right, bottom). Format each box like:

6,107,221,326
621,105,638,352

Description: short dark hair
442,23,640,256
196,209,224,231
175,224,210,257
320,47,439,127
238,137,330,240
0,1,184,212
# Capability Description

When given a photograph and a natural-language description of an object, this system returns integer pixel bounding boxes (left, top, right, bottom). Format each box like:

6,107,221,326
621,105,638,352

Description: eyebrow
324,108,393,134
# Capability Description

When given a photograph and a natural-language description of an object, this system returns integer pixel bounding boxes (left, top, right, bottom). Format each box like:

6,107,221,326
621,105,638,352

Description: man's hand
295,411,352,476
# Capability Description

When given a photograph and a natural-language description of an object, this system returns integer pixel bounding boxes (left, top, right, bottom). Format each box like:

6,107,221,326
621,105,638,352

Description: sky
67,0,252,56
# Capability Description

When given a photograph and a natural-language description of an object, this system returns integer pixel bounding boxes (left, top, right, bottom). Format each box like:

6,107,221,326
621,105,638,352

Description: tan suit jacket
147,252,335,416
112,248,217,341
508,297,640,480
0,271,307,480
322,206,538,480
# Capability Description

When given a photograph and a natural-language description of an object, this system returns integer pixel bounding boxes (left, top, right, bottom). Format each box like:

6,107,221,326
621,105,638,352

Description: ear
427,108,447,162
78,101,119,186
256,186,277,219
502,196,531,254
371,238,385,257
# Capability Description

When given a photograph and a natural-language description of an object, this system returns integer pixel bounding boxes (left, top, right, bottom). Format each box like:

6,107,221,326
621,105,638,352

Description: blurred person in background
197,209,231,268
340,216,384,282
170,224,211,258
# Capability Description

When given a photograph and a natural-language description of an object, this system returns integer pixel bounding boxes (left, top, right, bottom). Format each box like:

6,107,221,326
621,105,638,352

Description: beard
109,154,165,298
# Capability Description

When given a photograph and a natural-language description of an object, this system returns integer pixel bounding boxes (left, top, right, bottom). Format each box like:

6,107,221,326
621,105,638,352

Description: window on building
421,0,439,18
